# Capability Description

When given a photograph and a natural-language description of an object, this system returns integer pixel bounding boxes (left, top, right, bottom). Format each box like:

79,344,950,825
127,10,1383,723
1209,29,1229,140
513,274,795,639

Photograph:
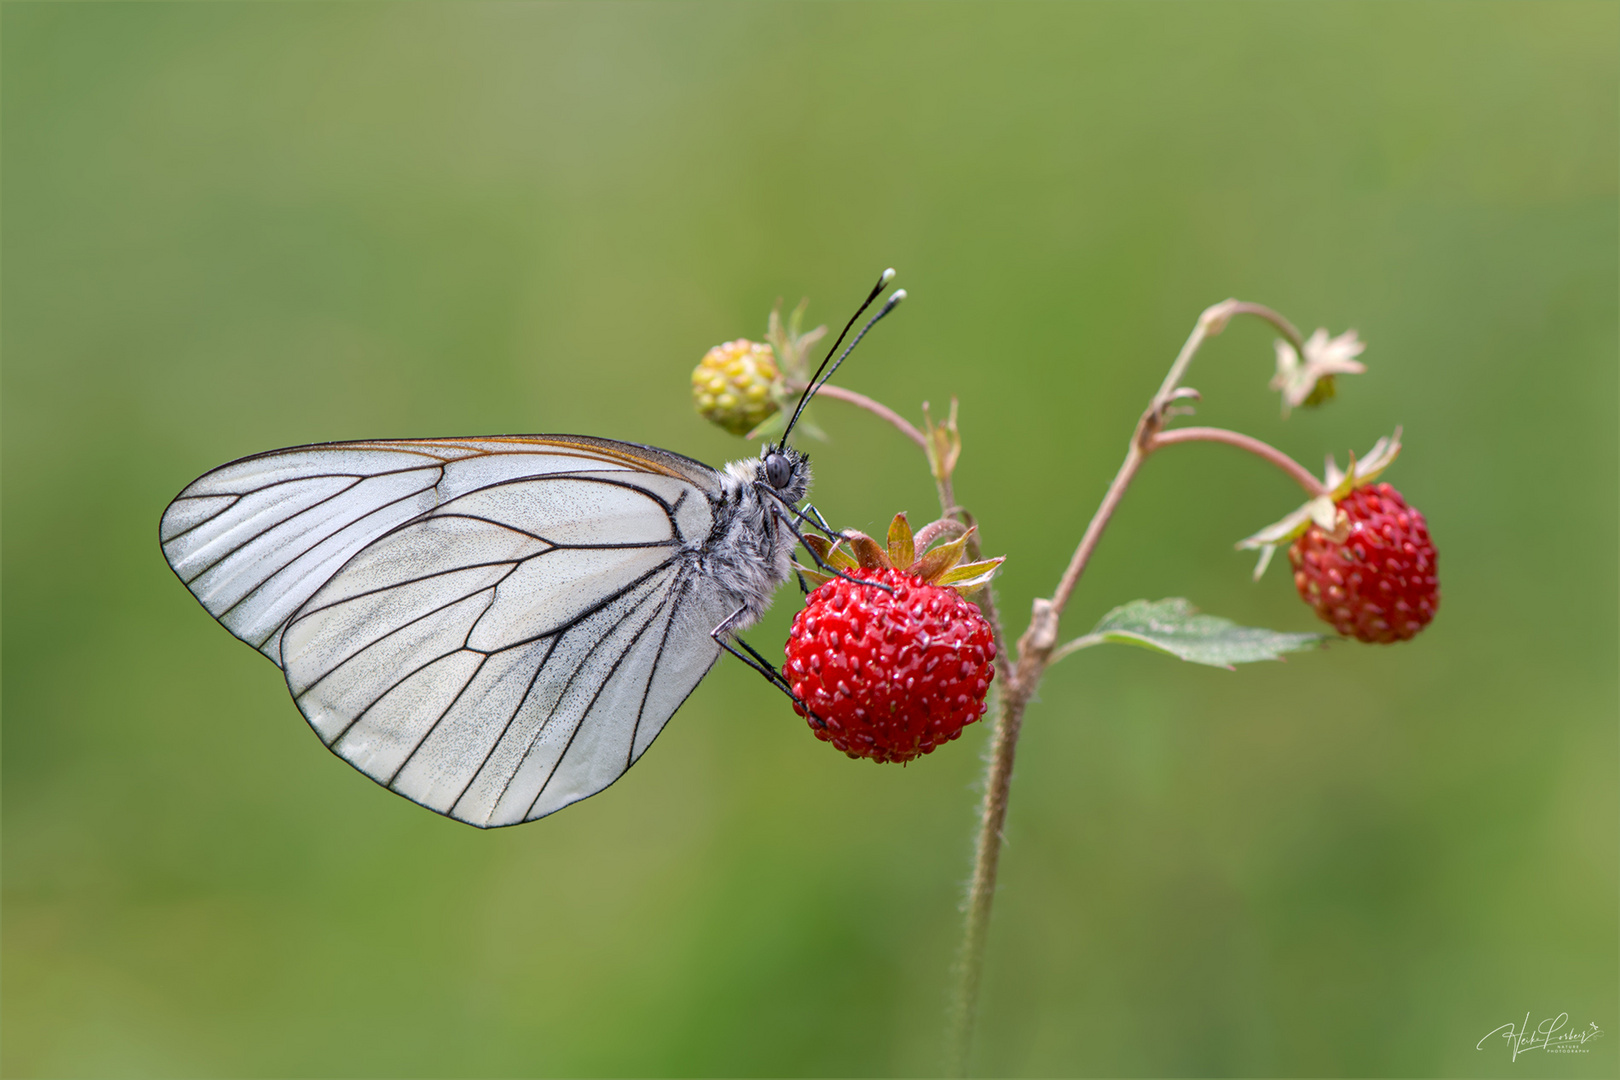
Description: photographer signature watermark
1478,1013,1604,1061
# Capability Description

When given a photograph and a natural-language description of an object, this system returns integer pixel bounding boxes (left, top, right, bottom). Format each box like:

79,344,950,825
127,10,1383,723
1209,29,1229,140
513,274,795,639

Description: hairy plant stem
946,298,1308,1076
795,304,1316,1075
913,517,968,550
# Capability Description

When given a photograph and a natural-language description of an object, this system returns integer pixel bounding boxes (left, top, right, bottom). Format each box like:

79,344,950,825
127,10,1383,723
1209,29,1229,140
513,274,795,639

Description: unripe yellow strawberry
692,339,781,437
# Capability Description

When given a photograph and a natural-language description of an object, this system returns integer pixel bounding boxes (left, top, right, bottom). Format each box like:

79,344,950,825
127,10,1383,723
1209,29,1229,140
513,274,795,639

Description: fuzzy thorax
697,451,813,631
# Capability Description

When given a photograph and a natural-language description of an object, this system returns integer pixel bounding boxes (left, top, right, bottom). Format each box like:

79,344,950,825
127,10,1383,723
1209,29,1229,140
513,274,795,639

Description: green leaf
1084,598,1324,669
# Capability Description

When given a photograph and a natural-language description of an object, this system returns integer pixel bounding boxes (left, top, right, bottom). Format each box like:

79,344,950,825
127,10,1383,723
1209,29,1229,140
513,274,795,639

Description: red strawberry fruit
1239,432,1439,645
786,515,1002,763
1289,481,1439,643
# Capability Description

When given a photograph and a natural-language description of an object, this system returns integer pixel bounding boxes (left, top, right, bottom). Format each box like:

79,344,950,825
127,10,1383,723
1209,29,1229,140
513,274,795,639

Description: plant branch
1150,426,1325,497
1049,435,1150,621
935,474,959,524
1043,428,1320,663
792,323,1321,1076
1154,299,1304,404
787,380,928,450
948,297,1300,1075
915,517,968,550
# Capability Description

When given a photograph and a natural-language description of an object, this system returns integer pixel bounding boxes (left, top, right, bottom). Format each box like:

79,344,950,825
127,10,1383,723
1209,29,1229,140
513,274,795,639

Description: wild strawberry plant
692,291,1439,1075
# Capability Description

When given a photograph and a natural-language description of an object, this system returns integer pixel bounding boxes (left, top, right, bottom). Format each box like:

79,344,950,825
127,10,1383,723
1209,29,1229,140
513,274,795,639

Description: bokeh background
4,3,1615,1076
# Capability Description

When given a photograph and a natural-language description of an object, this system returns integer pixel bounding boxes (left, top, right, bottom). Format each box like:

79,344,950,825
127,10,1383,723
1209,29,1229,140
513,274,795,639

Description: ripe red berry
1289,482,1439,643
786,566,997,763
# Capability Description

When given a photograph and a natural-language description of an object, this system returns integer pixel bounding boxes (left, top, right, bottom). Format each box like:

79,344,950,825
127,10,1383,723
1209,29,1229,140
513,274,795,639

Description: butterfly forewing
161,436,731,826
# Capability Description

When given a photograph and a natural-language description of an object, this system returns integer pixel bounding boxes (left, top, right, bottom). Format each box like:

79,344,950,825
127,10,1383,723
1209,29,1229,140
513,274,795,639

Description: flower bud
692,339,781,436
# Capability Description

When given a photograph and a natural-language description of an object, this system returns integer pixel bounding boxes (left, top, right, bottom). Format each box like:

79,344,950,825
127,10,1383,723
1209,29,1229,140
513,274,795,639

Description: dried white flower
1270,328,1367,415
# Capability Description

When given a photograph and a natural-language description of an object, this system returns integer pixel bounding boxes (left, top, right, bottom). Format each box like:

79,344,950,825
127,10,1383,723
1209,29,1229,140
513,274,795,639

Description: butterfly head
758,444,811,505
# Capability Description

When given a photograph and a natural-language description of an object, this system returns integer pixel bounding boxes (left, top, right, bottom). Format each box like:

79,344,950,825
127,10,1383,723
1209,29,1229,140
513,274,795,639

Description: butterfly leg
803,503,837,535
789,501,839,539
756,492,894,593
710,604,795,695
777,514,894,593
711,606,827,729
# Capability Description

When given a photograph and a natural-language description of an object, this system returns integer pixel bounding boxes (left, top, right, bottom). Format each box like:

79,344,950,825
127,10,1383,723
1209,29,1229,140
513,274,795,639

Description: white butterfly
160,274,903,828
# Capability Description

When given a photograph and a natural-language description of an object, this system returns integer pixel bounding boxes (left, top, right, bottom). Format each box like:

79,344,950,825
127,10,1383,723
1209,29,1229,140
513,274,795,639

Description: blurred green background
4,2,1615,1076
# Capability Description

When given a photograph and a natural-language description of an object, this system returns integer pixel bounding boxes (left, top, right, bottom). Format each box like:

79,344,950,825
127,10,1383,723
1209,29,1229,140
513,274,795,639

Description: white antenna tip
880,267,897,284
889,288,907,303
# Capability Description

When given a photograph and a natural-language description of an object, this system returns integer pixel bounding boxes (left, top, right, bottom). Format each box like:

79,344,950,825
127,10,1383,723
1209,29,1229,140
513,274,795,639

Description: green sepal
1301,375,1339,408
1237,429,1402,580
748,404,826,443
935,556,1005,592
801,534,856,571
767,297,826,383
792,417,828,442
1324,429,1402,500
794,564,836,590
744,409,790,443
912,527,974,583
767,301,790,372
845,531,891,571
1082,598,1324,669
1238,493,1336,548
887,512,915,570
922,398,962,483
750,297,830,442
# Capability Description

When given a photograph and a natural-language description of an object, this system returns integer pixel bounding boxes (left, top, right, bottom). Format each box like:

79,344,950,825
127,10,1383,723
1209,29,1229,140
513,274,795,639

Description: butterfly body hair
697,451,812,633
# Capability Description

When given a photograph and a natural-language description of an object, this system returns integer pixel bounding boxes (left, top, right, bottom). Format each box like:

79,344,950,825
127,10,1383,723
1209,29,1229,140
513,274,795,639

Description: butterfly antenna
802,289,906,405
778,268,904,447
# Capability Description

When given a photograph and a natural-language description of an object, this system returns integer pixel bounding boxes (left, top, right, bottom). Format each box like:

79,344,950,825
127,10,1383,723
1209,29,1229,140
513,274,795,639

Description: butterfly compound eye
765,451,793,490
